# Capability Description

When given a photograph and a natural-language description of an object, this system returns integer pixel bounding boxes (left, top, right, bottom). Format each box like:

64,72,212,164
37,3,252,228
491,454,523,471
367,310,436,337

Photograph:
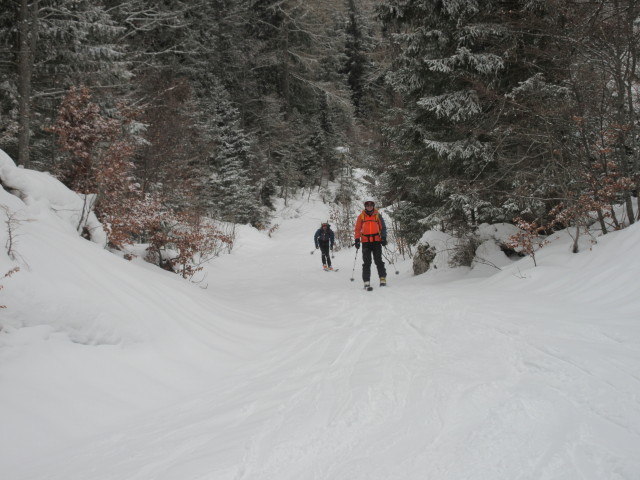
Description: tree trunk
17,0,38,168
572,225,580,254
624,0,639,223
280,21,290,120
611,0,636,224
596,208,607,234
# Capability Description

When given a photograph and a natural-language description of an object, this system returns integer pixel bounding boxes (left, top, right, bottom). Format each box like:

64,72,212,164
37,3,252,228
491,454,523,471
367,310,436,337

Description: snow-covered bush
413,223,525,275
145,214,233,280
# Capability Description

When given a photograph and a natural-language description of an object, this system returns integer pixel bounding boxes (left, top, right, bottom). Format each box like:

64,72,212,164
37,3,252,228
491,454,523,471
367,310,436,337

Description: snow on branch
442,0,480,17
424,138,487,161
506,73,571,101
425,47,503,75
417,90,482,121
459,24,508,44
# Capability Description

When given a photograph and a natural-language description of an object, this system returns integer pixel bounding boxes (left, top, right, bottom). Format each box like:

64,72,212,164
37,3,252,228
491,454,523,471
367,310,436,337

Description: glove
330,245,334,251
354,239,360,250
316,246,319,249
381,238,387,247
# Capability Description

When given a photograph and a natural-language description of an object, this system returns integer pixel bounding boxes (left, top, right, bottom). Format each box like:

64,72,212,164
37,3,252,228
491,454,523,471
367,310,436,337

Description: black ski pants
362,241,386,282
319,242,332,267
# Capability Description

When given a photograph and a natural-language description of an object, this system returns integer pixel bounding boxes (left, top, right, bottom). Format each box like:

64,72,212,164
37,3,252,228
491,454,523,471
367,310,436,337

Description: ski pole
350,246,359,282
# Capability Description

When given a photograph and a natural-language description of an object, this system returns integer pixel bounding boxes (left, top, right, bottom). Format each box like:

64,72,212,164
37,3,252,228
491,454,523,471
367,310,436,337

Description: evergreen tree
0,4,19,158
376,0,570,240
342,0,377,118
205,80,262,225
134,74,209,213
240,0,353,193
0,0,129,169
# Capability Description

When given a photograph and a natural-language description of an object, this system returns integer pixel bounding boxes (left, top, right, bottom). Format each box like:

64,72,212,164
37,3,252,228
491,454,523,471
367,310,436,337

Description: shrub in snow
46,86,152,249
413,224,525,275
505,218,549,267
0,267,19,309
44,86,231,278
472,223,524,271
1,204,20,260
413,243,436,275
329,203,357,250
145,214,233,280
449,234,482,267
412,230,455,275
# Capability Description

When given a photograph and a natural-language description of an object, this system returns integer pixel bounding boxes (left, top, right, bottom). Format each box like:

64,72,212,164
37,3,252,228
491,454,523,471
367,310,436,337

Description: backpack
358,211,382,242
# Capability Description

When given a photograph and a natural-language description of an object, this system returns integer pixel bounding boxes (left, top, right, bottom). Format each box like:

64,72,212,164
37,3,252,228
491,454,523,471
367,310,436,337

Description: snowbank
0,149,106,246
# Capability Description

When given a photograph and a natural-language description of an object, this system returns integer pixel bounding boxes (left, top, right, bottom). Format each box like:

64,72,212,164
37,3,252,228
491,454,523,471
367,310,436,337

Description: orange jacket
354,209,387,243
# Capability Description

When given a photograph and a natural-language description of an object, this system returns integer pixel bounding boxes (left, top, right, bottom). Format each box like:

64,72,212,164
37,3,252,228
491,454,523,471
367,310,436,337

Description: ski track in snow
4,195,640,480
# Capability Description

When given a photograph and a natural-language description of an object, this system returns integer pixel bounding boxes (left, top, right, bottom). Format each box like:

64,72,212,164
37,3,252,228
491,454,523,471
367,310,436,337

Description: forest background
1,0,639,269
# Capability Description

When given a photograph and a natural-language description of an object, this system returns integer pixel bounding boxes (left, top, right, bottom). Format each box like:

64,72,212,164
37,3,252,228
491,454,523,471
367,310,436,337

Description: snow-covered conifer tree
2,0,129,169
206,81,261,226
376,0,530,238
379,0,510,236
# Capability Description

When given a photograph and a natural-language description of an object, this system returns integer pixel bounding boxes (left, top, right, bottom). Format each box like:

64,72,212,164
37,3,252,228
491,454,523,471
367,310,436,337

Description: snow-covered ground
1,150,639,479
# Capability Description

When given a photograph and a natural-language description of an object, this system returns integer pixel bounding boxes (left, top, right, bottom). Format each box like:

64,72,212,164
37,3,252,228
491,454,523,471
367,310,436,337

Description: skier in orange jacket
354,200,387,288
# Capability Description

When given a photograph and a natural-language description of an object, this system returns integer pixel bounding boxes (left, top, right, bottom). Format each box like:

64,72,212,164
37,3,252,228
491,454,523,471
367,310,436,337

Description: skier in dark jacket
314,222,335,270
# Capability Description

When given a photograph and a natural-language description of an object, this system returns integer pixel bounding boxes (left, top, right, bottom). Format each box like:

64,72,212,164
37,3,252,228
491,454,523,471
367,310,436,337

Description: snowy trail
4,195,640,479
202,215,640,480
21,286,640,477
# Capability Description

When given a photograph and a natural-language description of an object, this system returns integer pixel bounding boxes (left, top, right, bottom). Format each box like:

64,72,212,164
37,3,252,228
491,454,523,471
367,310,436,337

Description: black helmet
364,200,375,208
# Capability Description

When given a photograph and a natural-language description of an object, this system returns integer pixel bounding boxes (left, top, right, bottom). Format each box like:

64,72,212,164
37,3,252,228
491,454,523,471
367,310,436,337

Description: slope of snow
1,151,639,479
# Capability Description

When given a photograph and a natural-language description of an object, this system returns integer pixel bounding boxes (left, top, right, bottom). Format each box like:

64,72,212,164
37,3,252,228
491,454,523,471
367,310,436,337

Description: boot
380,277,386,286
